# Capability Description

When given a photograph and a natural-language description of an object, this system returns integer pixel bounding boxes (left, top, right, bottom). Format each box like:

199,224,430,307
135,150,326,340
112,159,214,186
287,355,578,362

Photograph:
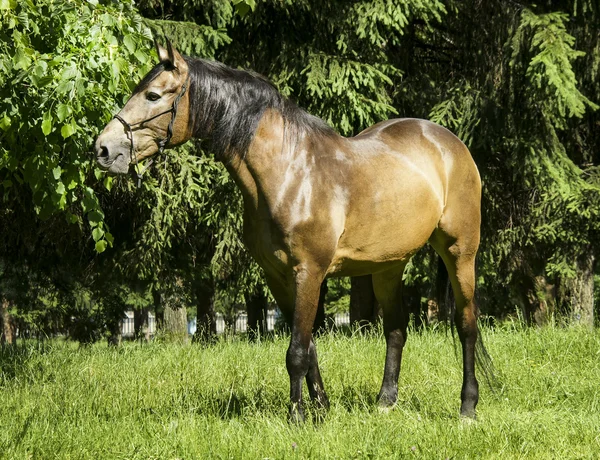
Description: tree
1,0,598,338
1,296,16,345
192,277,217,341
350,276,379,328
416,2,600,324
0,0,157,342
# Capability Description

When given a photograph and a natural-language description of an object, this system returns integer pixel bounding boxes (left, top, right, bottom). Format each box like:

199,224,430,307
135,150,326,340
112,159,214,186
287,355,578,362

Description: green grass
1,326,600,459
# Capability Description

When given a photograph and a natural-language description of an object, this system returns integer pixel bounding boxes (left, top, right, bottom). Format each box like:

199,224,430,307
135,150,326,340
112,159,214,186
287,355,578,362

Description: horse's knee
286,340,309,378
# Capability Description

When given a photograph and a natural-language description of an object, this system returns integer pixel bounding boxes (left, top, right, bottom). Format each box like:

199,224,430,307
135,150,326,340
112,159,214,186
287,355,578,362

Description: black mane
135,58,336,158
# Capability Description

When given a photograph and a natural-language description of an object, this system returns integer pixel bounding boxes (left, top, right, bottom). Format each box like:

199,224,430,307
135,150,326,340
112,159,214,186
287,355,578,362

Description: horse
95,41,487,422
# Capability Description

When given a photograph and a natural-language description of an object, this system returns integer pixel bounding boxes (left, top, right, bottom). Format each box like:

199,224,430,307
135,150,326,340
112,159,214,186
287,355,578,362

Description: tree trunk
426,298,439,324
161,276,190,343
509,256,555,327
246,289,268,341
106,316,122,347
513,274,555,327
161,278,189,343
163,303,188,343
430,256,448,324
567,251,595,328
105,295,125,347
133,307,150,342
152,289,164,329
531,276,555,326
194,281,217,342
403,284,425,328
350,275,380,328
1,297,16,345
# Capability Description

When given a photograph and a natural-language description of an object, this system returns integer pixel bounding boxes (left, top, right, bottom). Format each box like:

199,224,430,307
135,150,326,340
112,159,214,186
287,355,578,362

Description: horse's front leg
306,339,330,410
286,265,325,423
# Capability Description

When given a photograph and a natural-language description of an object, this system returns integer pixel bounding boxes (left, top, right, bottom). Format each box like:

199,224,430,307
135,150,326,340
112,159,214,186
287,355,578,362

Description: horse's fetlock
377,387,398,408
288,402,305,424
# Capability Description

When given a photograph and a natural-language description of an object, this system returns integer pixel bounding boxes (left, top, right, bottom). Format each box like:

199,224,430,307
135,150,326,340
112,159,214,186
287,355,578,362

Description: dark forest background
1,0,599,344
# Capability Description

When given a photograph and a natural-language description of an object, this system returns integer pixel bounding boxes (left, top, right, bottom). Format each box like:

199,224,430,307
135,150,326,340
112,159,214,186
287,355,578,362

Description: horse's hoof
377,391,397,411
459,407,477,420
316,394,330,411
460,414,477,425
377,396,396,413
377,404,395,414
288,403,305,425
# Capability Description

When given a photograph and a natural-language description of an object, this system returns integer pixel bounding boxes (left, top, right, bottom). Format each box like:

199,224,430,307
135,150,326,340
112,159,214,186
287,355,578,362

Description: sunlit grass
1,325,599,458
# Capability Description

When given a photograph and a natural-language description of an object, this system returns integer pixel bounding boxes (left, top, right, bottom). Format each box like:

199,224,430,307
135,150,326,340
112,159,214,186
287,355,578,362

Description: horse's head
95,41,191,175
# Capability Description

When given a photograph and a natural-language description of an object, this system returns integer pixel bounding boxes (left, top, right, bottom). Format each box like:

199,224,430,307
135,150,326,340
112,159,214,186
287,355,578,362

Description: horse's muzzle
94,136,130,175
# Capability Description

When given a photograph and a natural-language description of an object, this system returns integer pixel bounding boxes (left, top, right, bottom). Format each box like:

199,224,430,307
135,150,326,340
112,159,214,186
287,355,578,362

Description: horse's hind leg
372,263,409,407
430,229,480,418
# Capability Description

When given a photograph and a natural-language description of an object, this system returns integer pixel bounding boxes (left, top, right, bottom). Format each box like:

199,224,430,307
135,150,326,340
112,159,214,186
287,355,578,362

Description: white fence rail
121,311,156,338
121,310,351,337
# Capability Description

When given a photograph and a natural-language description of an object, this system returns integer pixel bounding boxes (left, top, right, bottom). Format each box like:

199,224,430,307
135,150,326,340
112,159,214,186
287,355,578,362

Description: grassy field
1,325,599,459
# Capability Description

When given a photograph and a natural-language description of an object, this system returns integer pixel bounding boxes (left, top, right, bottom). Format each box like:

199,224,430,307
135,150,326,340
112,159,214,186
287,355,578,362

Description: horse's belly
327,185,441,277
327,236,425,277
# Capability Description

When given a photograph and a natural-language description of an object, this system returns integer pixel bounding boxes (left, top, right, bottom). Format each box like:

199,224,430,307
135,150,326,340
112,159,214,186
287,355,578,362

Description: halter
113,78,189,187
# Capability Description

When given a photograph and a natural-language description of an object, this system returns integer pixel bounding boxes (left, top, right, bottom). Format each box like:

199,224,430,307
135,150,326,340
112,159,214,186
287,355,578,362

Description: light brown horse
96,41,485,422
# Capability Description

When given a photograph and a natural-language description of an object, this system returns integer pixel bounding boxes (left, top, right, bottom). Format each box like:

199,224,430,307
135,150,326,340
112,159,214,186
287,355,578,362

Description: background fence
121,310,351,338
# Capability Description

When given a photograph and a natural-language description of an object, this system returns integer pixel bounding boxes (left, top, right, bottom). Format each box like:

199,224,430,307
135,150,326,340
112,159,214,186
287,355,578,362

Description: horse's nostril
98,145,109,158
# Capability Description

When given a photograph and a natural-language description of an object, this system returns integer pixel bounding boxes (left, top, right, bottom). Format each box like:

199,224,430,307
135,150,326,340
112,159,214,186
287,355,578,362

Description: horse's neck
221,110,289,212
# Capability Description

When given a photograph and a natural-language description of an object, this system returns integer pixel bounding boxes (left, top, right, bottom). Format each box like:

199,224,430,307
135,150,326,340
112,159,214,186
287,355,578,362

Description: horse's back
356,118,475,163
353,117,480,207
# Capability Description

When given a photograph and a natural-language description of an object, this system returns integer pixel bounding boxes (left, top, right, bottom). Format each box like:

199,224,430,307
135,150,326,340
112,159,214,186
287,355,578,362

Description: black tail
436,256,499,391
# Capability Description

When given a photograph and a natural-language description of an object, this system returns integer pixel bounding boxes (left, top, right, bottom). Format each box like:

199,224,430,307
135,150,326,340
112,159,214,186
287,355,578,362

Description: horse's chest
242,215,290,275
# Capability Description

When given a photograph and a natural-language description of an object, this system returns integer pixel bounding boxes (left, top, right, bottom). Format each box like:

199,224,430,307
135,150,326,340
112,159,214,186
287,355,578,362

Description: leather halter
113,78,189,187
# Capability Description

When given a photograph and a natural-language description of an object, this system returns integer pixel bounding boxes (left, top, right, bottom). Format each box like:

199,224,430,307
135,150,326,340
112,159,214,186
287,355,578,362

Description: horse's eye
146,92,161,101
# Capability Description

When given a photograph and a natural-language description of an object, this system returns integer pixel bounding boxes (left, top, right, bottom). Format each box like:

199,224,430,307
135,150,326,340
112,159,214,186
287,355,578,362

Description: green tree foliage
216,0,599,321
221,0,445,135
131,1,273,314
0,0,154,250
0,0,154,340
413,1,600,320
1,0,599,340
0,0,258,340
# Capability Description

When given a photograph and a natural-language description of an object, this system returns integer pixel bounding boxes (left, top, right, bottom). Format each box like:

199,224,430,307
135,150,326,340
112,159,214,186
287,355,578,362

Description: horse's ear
165,40,186,72
155,39,170,63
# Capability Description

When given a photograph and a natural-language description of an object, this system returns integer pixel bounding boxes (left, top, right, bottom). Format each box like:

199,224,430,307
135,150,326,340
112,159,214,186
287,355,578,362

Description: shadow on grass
336,383,461,420
166,385,386,421
204,388,380,423
0,341,56,383
337,384,378,412
180,388,288,420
